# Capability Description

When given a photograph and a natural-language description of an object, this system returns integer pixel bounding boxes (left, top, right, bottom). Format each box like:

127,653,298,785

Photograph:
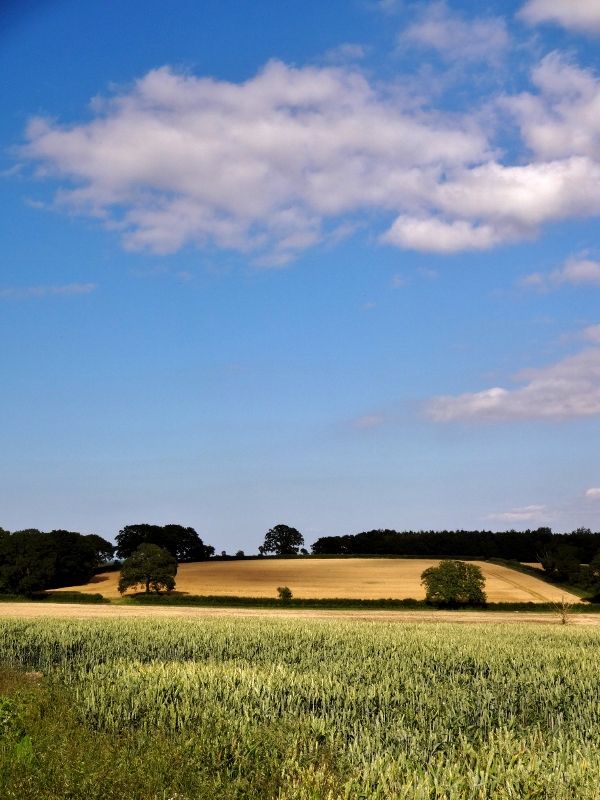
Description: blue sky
1,0,600,549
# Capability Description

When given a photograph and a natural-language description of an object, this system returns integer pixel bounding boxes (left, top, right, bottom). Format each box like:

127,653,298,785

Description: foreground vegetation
1,617,599,799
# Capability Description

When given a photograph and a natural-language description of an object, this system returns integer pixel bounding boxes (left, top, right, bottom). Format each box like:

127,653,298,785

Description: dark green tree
421,560,487,607
0,528,117,595
115,524,213,562
539,545,582,583
0,530,56,595
588,550,600,601
262,524,304,556
84,534,115,566
118,544,177,594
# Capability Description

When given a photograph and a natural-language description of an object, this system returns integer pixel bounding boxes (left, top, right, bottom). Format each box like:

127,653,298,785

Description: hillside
53,558,581,603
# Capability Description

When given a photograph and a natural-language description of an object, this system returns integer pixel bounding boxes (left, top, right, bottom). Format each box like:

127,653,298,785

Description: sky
1,0,600,550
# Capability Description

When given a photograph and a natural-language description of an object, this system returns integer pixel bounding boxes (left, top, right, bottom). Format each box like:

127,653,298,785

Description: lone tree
421,560,486,607
262,524,304,556
118,543,177,595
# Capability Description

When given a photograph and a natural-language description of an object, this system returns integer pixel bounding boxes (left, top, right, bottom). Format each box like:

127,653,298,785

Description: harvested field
53,557,581,603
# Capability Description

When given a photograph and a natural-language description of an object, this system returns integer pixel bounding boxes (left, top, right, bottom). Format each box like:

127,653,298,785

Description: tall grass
0,617,599,798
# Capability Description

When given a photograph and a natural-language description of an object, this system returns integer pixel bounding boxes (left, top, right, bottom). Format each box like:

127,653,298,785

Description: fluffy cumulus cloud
506,53,600,161
519,0,600,34
22,62,488,262
20,49,600,260
585,487,600,498
426,339,600,422
401,2,509,62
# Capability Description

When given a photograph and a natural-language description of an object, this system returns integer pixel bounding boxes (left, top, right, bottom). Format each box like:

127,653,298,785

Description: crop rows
1,617,599,799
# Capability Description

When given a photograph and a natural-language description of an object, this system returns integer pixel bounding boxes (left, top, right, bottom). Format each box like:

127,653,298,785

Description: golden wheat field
54,558,581,603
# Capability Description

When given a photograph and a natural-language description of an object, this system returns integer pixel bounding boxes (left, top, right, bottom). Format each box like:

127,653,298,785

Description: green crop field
0,616,599,799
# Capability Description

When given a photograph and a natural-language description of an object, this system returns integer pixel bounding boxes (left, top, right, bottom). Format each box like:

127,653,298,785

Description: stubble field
55,557,581,603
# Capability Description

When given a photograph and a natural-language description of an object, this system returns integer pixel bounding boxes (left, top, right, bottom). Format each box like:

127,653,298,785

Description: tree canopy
115,524,214,562
118,544,177,594
262,524,304,556
0,529,114,596
421,560,487,607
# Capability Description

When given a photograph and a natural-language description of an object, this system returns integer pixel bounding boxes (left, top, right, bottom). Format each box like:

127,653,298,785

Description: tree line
310,527,600,562
0,524,214,596
2,521,600,599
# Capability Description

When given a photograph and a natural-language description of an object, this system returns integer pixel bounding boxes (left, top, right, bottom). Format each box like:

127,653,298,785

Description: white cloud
585,487,600,498
401,2,509,62
519,0,600,34
22,61,489,261
19,54,600,260
0,283,97,299
522,256,600,289
434,157,600,231
426,340,600,422
382,216,505,252
554,258,600,285
506,54,600,161
487,505,548,522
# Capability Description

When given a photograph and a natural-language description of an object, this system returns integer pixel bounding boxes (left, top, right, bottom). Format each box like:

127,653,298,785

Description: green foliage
421,559,487,606
0,696,22,738
262,524,304,555
276,586,293,601
116,524,214,562
540,545,583,583
0,529,114,595
42,591,109,604
118,544,177,595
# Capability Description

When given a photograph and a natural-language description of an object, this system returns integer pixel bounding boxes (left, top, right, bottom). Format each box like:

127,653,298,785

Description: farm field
0,616,599,799
55,557,582,603
1,601,600,625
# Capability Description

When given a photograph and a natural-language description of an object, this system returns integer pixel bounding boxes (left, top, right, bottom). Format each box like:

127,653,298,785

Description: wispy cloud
583,324,600,344
427,331,600,422
401,2,509,63
521,256,600,289
519,0,600,34
584,487,600,498
0,283,97,300
322,43,367,65
487,504,548,522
